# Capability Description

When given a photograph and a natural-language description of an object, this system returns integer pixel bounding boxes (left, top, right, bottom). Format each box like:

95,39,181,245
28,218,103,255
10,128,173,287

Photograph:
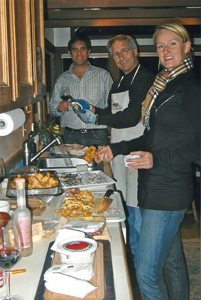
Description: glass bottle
14,178,33,257
29,123,37,155
28,123,37,138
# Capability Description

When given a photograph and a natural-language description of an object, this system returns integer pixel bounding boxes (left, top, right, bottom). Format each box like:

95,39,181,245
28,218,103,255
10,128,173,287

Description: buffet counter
0,177,133,300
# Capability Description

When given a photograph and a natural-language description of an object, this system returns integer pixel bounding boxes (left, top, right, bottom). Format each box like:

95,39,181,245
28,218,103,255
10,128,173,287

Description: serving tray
34,240,115,300
6,170,63,198
44,243,104,299
58,170,115,189
53,190,125,223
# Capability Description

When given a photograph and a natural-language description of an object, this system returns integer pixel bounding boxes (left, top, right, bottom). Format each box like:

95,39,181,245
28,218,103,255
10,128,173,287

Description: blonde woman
95,21,200,299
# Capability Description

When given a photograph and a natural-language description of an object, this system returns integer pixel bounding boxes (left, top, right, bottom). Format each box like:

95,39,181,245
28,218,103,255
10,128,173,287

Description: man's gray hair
107,34,137,56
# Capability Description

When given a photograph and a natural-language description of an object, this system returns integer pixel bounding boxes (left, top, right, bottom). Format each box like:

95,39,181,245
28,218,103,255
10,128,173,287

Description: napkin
45,273,97,298
63,220,105,233
56,216,106,236
44,263,94,281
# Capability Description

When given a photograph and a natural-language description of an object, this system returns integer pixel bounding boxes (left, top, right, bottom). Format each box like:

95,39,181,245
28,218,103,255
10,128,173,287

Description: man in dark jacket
75,34,155,266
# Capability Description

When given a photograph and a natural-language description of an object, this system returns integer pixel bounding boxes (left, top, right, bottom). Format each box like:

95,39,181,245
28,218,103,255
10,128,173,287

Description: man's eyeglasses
112,48,131,60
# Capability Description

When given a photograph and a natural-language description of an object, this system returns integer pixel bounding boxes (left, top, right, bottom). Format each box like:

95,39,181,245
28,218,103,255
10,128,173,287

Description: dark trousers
63,127,109,146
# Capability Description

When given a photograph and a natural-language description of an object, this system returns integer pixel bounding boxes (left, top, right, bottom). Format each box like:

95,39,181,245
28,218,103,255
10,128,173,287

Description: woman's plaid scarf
140,57,194,130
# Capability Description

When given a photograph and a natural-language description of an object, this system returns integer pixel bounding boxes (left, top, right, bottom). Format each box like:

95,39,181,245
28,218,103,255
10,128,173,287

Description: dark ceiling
44,0,201,80
74,25,201,39
44,1,201,40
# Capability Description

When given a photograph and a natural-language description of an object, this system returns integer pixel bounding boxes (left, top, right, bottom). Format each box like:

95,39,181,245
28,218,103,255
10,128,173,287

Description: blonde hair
153,21,193,56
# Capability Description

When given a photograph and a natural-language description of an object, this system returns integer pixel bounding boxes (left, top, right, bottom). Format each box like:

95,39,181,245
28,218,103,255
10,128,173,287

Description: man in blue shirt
49,34,113,146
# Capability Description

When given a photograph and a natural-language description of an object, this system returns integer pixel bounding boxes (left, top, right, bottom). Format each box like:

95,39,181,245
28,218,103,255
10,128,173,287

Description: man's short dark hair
68,34,92,53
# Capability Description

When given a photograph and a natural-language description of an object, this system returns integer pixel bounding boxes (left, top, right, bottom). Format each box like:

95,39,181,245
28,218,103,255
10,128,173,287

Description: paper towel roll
0,109,25,136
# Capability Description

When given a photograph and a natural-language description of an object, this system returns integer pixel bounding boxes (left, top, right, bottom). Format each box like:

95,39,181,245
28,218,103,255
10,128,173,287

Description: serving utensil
60,226,93,239
97,189,114,213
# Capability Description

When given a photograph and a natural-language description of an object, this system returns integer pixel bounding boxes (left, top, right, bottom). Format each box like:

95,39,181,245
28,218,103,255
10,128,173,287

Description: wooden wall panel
16,0,33,85
47,0,201,9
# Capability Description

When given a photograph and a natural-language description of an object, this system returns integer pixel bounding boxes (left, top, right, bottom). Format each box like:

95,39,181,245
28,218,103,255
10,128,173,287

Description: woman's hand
57,100,69,112
126,151,153,169
95,146,113,163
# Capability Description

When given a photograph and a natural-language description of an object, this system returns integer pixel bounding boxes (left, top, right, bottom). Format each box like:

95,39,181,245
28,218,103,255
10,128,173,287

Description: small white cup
123,154,141,167
0,201,10,213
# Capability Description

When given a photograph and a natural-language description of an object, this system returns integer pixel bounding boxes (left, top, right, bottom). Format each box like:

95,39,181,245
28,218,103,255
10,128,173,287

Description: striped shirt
49,62,113,129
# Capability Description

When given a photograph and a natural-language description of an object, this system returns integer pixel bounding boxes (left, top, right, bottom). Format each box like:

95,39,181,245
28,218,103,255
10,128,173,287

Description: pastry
84,146,96,163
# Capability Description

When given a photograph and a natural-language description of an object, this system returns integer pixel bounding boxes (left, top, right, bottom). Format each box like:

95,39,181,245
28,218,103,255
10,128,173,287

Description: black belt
65,127,106,133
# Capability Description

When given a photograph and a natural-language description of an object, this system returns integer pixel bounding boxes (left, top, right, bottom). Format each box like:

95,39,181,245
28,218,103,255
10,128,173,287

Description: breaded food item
55,190,95,219
10,170,58,189
84,146,96,163
28,176,42,189
75,190,94,202
27,171,58,189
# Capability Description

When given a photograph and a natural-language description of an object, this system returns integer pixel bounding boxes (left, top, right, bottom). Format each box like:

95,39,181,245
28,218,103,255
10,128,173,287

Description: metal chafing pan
6,170,63,198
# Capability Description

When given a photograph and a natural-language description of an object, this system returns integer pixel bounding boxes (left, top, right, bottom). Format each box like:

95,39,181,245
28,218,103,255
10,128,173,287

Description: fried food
65,188,80,197
84,146,96,163
55,189,95,219
10,170,58,189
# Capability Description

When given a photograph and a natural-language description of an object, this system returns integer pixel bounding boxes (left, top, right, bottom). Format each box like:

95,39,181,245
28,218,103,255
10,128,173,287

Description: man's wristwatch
95,114,98,125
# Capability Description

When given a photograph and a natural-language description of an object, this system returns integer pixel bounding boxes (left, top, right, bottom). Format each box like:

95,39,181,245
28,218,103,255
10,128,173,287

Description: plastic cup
123,154,141,167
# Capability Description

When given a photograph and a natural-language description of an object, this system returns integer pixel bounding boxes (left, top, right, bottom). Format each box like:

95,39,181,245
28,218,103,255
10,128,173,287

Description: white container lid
57,238,97,256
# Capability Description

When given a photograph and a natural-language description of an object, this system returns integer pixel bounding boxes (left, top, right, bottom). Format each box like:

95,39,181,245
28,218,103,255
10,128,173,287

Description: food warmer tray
6,170,63,198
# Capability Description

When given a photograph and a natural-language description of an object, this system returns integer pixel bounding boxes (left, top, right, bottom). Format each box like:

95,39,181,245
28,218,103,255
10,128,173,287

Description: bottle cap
15,178,25,189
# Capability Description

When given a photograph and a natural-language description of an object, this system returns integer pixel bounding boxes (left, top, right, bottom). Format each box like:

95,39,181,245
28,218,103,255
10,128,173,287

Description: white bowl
0,201,10,213
57,237,98,264
123,154,141,167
